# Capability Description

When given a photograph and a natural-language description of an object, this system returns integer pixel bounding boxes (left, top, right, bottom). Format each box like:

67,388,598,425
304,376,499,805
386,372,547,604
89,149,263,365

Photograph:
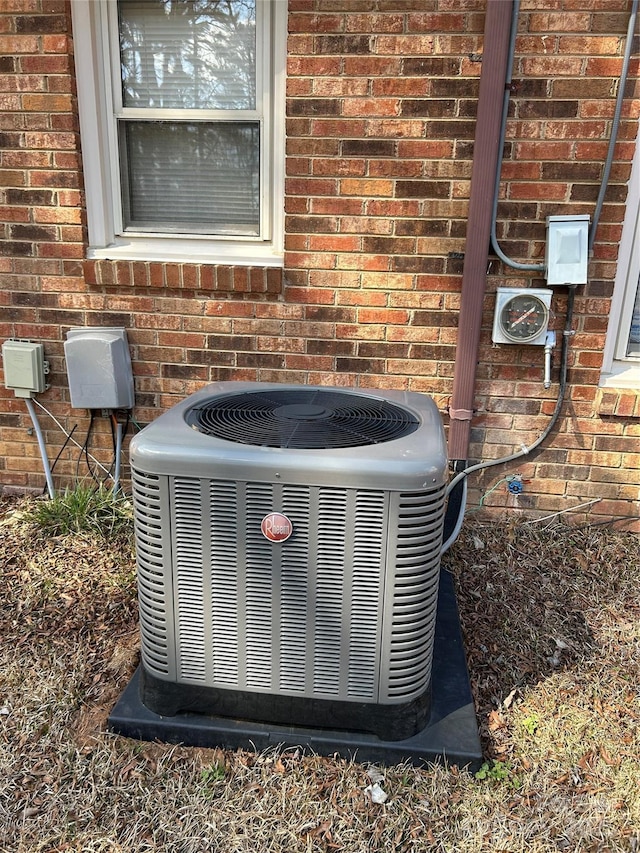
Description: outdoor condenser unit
130,382,449,741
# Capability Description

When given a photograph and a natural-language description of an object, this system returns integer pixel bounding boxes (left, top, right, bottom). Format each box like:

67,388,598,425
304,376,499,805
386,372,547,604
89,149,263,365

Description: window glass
70,0,284,263
119,0,256,110
116,0,261,237
627,272,640,357
120,121,260,233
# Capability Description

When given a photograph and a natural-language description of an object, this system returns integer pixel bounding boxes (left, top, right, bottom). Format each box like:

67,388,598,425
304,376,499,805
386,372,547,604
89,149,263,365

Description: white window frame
70,0,286,267
600,117,640,390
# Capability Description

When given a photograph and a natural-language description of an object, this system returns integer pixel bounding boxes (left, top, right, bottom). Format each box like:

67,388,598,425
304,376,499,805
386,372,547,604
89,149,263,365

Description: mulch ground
0,496,638,852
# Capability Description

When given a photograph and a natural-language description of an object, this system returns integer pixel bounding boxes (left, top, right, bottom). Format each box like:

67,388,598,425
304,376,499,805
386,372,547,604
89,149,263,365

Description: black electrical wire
446,285,577,498
75,410,101,485
590,0,639,253
85,411,101,484
75,418,87,483
573,516,638,532
489,0,545,272
45,424,78,492
100,411,118,485
109,410,117,455
442,291,576,552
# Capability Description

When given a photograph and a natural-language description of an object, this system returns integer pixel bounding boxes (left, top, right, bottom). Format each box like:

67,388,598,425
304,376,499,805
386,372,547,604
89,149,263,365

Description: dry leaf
503,688,518,709
488,710,506,731
599,746,620,767
578,750,596,771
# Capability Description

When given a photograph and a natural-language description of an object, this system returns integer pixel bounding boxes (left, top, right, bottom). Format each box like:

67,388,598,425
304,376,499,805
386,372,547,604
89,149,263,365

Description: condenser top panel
184,387,420,449
131,382,448,492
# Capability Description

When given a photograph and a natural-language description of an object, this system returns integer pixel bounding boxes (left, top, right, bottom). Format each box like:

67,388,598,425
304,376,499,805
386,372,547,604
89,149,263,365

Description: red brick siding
0,0,638,528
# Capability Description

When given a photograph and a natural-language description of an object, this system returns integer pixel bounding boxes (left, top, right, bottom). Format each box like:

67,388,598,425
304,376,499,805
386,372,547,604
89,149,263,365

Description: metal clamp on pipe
544,331,556,389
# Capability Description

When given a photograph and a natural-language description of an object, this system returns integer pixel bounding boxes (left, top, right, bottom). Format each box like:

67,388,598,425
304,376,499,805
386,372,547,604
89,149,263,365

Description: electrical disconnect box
545,215,590,286
2,340,47,398
64,328,135,410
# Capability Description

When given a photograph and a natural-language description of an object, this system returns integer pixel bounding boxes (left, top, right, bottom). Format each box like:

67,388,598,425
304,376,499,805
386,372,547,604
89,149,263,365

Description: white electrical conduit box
1,340,47,398
545,214,590,286
64,328,134,409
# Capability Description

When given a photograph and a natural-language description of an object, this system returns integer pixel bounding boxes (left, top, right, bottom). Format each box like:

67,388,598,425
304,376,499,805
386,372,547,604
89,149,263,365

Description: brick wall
0,0,638,529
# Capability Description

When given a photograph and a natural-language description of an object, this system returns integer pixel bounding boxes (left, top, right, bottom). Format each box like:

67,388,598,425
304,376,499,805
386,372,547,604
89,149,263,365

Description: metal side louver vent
278,485,310,693
132,469,172,678
384,486,447,699
348,491,385,697
245,483,277,690
173,479,206,682
313,488,348,695
150,476,389,701
209,480,239,684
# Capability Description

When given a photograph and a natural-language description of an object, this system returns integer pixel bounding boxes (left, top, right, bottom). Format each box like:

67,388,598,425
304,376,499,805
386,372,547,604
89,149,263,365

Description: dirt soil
0,496,638,852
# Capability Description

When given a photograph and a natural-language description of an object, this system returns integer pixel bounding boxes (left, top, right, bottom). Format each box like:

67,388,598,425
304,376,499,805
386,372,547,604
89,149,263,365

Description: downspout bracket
449,407,474,421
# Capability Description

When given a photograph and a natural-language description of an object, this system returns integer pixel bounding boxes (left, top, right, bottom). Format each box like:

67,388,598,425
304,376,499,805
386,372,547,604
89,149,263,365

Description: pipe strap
449,407,474,421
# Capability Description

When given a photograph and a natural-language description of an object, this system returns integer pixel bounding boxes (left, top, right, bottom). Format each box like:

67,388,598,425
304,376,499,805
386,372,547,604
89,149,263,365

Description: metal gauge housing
492,288,553,346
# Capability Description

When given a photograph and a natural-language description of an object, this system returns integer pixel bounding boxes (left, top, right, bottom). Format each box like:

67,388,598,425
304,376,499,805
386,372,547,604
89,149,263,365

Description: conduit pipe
590,0,638,253
448,0,515,463
490,0,638,269
489,0,545,273
25,398,55,499
113,419,123,496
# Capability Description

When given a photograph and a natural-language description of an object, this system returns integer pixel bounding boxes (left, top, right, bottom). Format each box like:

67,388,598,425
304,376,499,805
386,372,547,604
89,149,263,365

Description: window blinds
117,0,260,234
119,0,256,110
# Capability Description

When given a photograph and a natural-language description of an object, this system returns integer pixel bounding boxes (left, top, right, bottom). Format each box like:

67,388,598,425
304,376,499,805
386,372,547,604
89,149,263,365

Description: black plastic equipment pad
108,569,482,769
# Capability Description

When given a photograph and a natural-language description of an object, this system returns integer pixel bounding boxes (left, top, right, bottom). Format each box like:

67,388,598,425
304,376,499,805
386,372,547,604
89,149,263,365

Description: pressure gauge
492,288,553,346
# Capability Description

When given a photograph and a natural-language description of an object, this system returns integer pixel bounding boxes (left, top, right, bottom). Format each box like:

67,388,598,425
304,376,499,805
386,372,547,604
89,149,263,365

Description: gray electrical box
2,340,47,398
545,214,590,286
64,328,135,409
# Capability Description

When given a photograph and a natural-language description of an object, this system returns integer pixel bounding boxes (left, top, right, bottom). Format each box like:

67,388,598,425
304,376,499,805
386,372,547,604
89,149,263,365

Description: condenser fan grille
184,388,419,449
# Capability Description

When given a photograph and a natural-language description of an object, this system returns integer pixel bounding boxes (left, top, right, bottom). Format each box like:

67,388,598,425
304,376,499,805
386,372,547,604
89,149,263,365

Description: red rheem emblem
261,512,293,543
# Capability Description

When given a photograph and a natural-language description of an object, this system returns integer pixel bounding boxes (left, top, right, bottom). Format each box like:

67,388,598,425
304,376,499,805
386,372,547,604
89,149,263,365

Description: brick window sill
595,386,640,419
83,260,284,295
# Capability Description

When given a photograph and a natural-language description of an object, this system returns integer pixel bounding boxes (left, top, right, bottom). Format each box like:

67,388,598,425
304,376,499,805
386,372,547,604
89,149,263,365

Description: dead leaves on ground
1,499,639,852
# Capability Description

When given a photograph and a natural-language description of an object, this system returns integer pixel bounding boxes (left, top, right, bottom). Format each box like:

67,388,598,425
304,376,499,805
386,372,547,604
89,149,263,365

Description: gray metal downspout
447,0,515,464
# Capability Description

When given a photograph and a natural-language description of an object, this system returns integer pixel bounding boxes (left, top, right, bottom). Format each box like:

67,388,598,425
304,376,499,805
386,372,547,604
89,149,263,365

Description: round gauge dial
499,293,550,343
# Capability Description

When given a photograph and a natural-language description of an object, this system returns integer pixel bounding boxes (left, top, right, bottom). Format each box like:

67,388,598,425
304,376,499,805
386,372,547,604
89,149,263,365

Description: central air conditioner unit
130,382,448,741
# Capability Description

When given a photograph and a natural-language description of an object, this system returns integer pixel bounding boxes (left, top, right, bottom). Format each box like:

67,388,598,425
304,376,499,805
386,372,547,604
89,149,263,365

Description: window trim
70,0,285,268
600,116,640,390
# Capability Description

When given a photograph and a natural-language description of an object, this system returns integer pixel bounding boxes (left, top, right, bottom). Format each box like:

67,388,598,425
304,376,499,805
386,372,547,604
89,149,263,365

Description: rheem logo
261,512,293,543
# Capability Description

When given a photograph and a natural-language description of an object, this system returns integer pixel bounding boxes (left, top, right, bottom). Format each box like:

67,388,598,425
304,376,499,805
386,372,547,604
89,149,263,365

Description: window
71,0,285,266
600,118,640,389
625,273,640,358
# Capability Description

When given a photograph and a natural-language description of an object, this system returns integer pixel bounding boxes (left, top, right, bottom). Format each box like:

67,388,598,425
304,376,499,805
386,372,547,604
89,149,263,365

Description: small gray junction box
2,340,47,398
64,328,135,410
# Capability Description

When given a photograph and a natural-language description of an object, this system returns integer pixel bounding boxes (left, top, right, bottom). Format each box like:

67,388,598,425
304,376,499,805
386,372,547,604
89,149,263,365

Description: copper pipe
448,0,515,463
